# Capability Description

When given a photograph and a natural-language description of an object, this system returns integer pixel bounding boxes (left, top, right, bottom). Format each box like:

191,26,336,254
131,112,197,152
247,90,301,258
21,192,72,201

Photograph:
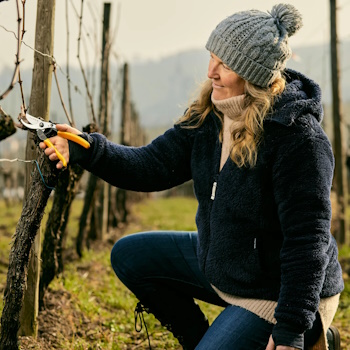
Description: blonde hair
177,76,286,167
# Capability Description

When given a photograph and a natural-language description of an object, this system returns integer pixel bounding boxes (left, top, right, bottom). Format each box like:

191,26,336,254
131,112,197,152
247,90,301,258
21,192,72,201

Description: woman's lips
212,82,223,89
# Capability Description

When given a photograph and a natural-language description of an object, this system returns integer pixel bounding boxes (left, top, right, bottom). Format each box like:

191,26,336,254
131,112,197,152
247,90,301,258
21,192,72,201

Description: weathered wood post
19,0,56,337
121,63,132,146
115,63,132,222
330,0,349,245
98,2,112,238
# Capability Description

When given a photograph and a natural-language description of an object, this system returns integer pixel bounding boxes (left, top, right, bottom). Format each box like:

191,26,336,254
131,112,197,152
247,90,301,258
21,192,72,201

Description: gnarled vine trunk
39,164,84,308
0,153,59,350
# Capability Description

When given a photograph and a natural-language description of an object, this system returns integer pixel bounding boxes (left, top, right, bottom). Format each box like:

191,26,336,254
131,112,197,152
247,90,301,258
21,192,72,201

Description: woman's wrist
68,133,94,165
272,322,304,349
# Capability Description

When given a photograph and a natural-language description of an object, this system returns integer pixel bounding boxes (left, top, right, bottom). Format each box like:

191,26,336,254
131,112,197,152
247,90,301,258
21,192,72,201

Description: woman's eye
222,64,230,70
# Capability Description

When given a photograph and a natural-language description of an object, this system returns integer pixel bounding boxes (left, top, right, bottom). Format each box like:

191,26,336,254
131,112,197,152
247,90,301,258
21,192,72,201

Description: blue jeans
110,231,321,349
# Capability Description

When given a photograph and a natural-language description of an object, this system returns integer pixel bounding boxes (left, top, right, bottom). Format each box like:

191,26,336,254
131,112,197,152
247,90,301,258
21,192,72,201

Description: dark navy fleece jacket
69,69,344,347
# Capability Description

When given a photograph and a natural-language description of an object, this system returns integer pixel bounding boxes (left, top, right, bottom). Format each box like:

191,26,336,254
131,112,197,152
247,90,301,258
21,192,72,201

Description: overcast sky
0,0,349,71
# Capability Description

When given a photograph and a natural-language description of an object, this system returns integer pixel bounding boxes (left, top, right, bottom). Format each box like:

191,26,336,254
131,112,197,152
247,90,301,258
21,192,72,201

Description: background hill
0,40,349,144
129,40,350,129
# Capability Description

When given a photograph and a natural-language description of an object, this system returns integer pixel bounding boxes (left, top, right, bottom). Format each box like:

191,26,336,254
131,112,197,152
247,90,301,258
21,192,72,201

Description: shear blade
25,113,46,127
20,118,38,130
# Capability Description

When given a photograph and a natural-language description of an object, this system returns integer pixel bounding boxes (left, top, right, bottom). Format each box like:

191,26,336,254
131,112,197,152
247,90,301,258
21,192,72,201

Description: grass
334,244,350,346
0,200,22,294
124,196,198,232
0,197,204,349
0,196,349,349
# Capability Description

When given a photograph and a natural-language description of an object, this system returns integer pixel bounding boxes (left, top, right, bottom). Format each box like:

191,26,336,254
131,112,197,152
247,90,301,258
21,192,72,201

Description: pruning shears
19,113,90,167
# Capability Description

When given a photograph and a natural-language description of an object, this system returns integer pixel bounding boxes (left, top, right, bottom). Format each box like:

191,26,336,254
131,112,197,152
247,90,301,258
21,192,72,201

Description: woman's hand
266,335,299,350
39,124,82,169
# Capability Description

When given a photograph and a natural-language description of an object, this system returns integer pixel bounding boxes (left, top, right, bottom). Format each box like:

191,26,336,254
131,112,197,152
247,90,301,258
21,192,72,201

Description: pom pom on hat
206,3,303,87
269,3,303,36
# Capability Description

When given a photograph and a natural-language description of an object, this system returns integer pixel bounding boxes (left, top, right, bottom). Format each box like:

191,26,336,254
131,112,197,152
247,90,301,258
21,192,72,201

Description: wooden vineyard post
19,0,56,338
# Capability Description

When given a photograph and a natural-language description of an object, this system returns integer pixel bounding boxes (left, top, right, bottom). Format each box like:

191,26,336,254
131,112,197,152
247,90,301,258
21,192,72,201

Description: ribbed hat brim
206,31,279,87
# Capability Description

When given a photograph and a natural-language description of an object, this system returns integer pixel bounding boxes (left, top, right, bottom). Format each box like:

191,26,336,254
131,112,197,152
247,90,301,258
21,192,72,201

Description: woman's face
207,53,245,100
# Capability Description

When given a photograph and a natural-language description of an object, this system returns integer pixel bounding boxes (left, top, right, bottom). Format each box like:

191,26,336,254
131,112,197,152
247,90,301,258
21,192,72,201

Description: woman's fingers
55,123,81,135
38,125,82,150
37,124,83,169
39,136,70,168
265,335,275,350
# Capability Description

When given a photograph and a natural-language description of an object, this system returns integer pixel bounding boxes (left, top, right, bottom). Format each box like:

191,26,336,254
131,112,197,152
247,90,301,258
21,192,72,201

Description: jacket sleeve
271,126,335,347
68,124,194,192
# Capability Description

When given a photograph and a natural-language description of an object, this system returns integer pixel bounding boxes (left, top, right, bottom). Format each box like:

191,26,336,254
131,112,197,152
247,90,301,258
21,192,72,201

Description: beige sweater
211,95,340,349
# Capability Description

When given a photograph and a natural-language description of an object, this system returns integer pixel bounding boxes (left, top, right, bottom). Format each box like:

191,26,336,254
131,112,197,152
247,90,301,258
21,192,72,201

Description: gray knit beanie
206,3,303,87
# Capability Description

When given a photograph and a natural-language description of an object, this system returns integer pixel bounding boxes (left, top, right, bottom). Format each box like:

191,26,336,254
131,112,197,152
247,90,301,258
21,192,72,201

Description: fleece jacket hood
267,68,323,126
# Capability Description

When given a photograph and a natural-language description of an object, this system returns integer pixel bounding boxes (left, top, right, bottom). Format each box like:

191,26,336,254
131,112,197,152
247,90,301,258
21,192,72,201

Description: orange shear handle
43,139,67,167
57,131,90,149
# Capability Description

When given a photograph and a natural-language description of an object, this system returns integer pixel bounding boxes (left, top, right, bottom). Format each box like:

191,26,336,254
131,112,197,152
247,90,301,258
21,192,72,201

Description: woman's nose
207,61,219,79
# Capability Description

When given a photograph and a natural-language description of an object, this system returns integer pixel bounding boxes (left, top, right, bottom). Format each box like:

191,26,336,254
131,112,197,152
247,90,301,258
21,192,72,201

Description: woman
41,3,344,350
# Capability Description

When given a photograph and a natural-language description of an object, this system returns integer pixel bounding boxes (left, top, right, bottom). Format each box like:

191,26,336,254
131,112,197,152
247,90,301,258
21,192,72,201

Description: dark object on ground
327,325,341,350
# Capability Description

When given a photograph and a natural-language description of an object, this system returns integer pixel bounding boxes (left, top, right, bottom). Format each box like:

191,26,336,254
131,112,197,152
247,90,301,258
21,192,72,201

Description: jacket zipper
211,174,219,200
204,141,221,274
204,174,218,274
211,181,217,200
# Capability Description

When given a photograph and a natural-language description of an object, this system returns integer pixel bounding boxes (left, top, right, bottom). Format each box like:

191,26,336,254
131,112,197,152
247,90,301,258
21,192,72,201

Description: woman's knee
110,236,125,277
110,232,156,282
110,234,139,281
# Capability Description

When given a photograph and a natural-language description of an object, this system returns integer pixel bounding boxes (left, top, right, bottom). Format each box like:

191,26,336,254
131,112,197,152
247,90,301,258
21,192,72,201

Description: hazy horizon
0,0,349,71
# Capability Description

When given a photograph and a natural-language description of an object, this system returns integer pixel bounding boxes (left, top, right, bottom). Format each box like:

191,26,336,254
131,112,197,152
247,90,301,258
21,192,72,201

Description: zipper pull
211,181,217,200
254,238,257,249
